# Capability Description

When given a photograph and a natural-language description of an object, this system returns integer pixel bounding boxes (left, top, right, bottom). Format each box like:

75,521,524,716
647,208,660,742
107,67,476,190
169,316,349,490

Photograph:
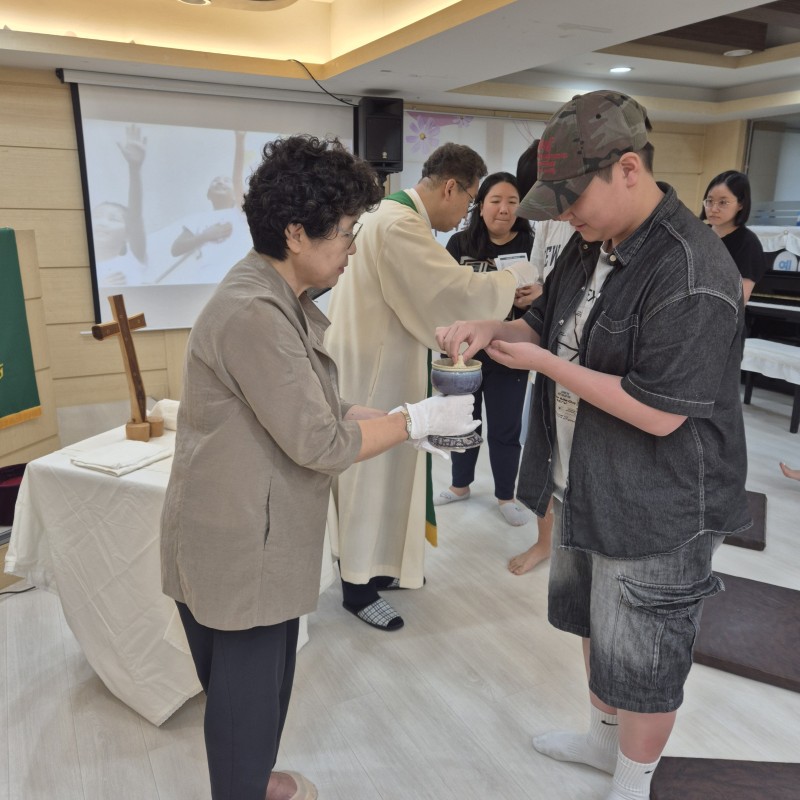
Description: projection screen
66,74,353,329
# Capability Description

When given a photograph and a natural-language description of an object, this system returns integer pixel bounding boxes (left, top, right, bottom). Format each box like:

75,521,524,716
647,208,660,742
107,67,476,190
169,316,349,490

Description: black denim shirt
518,184,751,558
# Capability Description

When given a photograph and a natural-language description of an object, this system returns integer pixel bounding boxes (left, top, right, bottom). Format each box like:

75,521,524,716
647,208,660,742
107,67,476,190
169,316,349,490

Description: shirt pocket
584,311,638,375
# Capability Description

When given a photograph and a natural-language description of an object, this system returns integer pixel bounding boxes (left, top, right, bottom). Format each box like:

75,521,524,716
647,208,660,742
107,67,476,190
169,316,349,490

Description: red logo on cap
538,137,568,180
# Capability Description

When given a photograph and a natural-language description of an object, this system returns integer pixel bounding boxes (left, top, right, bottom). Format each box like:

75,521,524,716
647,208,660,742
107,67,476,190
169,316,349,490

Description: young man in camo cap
436,89,750,800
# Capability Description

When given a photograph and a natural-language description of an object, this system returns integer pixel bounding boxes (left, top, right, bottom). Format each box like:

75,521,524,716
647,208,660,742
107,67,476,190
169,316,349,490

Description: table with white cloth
4,426,336,726
742,337,800,433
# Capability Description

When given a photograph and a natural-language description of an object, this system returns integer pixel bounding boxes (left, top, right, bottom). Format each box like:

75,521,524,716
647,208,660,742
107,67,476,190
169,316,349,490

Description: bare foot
509,502,553,575
508,543,549,575
267,770,317,800
780,462,800,481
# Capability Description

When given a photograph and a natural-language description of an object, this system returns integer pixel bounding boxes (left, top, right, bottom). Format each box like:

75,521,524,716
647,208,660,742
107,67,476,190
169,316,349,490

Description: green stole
384,191,438,547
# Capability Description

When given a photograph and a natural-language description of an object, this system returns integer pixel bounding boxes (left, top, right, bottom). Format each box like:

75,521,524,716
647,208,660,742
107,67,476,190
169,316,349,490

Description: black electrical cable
0,585,37,597
288,59,358,106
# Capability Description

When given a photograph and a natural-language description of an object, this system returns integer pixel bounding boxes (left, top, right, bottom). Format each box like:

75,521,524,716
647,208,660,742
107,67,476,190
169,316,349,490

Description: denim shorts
548,498,725,714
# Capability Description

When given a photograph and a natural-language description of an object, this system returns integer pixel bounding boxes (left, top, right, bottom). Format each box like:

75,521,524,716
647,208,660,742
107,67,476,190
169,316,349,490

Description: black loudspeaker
354,96,404,176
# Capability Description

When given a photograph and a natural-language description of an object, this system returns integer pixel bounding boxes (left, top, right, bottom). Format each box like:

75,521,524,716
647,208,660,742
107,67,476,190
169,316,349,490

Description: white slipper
433,488,470,506
499,502,531,527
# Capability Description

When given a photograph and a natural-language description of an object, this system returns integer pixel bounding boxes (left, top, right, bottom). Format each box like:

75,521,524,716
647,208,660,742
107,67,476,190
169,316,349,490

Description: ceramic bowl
430,357,483,396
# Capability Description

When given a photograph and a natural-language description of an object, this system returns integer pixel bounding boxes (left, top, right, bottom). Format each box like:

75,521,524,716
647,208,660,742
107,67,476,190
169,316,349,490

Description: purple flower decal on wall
404,112,475,155
405,114,441,155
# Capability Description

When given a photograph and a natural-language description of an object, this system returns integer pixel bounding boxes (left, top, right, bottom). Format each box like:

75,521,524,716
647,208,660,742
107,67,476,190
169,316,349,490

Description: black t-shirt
721,225,768,284
446,228,533,275
446,228,533,373
446,228,534,322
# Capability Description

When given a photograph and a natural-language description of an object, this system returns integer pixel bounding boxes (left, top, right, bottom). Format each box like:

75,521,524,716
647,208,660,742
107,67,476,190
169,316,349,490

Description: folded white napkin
150,399,180,430
71,440,173,477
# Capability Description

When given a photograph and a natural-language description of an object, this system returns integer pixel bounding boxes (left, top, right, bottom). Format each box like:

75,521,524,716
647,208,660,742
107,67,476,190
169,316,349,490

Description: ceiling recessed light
723,49,753,57
609,66,632,74
178,0,211,5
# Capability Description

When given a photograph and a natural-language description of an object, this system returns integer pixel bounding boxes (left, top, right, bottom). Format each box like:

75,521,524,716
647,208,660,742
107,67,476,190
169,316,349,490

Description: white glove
411,436,451,461
403,394,480,439
504,259,537,288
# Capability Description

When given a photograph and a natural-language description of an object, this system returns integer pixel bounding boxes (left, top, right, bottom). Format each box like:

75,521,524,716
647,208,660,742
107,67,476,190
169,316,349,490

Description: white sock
605,751,660,800
532,706,618,774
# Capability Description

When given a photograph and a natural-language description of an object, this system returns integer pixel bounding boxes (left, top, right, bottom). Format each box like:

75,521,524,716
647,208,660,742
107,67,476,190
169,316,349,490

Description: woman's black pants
177,602,299,800
451,359,528,499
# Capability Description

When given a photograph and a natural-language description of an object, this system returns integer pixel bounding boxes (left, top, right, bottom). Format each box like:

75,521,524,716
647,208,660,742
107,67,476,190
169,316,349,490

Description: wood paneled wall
651,119,748,213
0,65,749,465
0,67,188,468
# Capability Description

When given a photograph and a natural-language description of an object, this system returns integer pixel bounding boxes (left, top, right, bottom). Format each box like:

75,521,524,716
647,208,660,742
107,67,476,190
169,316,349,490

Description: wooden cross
91,294,163,441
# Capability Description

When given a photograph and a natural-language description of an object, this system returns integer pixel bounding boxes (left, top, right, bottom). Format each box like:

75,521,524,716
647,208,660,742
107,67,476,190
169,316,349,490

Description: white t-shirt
530,219,575,283
551,249,616,499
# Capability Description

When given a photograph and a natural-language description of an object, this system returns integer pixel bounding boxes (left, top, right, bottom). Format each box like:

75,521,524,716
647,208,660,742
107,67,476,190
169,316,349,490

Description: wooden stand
91,295,163,442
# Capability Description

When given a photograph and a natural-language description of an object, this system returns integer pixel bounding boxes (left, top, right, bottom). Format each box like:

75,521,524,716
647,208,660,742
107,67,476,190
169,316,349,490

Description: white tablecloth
742,338,800,386
750,225,800,258
4,426,337,725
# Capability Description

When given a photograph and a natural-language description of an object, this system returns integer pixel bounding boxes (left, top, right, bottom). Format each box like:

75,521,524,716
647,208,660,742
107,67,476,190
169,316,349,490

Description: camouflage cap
517,90,651,221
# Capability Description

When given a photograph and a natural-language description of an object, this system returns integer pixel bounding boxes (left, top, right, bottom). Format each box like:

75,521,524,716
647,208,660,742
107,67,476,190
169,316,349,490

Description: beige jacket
325,192,516,586
161,250,362,630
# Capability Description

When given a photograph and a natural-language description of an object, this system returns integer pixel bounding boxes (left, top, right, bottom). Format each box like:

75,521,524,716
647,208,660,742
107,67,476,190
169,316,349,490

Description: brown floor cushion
694,572,800,692
723,491,766,550
651,756,800,799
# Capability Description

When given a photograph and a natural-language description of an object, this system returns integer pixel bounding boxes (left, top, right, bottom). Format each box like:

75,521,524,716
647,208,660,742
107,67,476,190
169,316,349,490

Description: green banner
0,228,41,429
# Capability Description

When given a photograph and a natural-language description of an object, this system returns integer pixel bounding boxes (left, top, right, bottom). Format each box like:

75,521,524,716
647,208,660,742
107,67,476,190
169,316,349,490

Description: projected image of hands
78,82,351,327
148,129,251,285
92,124,149,287
88,124,255,291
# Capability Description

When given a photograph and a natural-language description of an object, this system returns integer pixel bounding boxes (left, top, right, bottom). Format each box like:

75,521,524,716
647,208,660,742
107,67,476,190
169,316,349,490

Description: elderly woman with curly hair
160,136,478,800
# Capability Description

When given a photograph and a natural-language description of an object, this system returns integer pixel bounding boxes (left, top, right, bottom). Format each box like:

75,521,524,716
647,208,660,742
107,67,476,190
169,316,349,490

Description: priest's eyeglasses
457,181,476,207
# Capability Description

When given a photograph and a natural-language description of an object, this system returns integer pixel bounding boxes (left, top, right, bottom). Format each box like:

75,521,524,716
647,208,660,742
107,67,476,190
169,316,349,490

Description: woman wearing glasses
700,170,767,303
160,135,479,800
435,172,536,526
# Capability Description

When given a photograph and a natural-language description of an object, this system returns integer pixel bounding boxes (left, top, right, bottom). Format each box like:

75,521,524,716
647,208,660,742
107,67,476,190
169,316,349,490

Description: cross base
126,415,165,442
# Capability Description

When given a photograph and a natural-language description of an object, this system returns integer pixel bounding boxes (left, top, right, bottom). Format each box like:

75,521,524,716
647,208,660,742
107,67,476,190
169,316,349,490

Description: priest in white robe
325,143,535,630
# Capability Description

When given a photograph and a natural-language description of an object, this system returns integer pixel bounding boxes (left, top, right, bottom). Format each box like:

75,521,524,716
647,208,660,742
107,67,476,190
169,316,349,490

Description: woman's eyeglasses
337,221,362,245
702,198,732,209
